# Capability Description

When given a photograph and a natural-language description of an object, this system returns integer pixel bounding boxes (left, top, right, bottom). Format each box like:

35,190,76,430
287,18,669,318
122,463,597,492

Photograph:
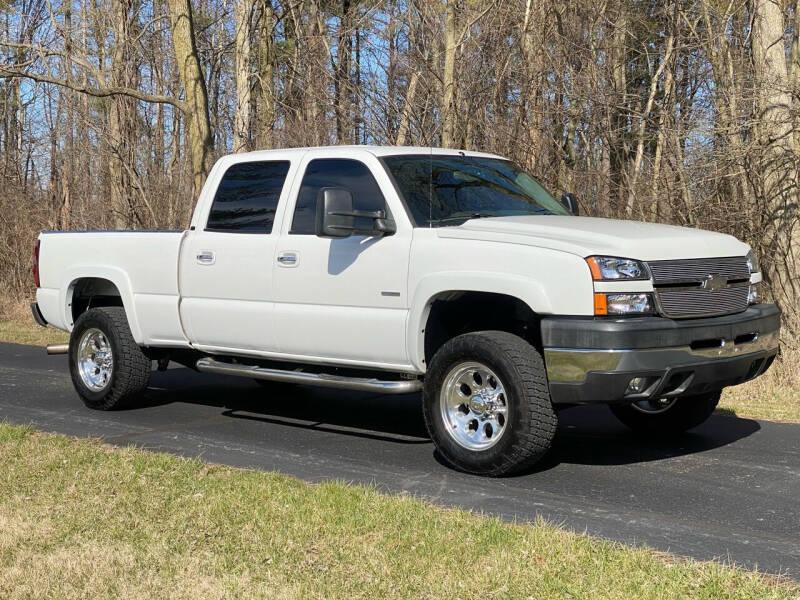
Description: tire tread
423,331,557,476
69,307,150,410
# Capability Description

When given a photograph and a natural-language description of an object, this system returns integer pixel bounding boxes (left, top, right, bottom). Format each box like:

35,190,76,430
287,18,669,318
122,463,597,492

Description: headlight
594,293,654,316
746,250,760,274
586,256,649,280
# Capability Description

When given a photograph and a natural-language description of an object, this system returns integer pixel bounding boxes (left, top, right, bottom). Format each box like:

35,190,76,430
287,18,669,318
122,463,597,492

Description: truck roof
233,145,505,161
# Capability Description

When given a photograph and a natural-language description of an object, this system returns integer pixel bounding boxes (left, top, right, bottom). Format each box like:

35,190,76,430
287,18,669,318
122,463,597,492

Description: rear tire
609,391,721,436
69,307,151,410
423,331,557,476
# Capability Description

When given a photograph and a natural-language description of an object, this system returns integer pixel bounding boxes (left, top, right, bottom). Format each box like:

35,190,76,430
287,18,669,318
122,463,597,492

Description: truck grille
646,257,751,319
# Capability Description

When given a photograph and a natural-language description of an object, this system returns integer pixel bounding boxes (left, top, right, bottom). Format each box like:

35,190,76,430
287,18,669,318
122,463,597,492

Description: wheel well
423,292,541,364
69,278,123,325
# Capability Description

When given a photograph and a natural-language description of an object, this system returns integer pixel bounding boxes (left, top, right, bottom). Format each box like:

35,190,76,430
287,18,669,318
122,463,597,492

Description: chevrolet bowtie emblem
702,273,728,292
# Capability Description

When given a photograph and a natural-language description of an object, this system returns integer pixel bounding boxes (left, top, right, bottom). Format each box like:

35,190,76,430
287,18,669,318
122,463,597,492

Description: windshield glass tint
382,155,569,226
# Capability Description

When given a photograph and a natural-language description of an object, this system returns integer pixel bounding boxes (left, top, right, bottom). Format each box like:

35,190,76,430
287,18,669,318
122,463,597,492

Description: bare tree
234,0,254,152
0,0,798,330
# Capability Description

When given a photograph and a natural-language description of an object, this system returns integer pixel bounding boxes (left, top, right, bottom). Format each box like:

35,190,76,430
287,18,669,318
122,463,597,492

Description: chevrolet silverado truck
31,146,780,476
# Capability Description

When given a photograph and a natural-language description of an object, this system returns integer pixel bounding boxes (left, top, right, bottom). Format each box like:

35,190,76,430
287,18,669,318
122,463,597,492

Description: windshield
382,154,569,226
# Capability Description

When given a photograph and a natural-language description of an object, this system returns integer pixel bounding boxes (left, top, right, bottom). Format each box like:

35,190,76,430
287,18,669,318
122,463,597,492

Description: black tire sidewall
423,333,548,474
69,309,126,408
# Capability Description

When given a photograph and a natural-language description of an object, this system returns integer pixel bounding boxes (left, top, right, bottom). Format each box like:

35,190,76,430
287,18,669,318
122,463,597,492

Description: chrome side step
195,358,423,395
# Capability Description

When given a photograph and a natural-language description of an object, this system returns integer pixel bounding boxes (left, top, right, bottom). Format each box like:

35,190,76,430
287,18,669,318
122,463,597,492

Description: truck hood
437,215,749,261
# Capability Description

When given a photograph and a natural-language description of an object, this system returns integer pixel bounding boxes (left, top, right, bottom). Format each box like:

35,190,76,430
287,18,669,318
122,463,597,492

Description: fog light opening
625,376,657,396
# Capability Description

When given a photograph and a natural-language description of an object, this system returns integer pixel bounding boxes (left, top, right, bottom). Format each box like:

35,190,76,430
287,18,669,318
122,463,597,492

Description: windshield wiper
432,213,496,224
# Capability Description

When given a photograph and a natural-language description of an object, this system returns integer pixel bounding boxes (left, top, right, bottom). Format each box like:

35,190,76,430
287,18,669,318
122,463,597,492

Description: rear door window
206,161,290,233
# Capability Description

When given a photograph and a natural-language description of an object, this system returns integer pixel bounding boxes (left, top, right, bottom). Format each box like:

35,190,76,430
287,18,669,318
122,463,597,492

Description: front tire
609,391,721,436
69,307,151,410
423,331,557,476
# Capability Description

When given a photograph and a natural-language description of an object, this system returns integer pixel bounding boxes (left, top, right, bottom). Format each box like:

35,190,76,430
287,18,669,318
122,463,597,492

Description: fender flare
60,266,142,343
406,272,551,372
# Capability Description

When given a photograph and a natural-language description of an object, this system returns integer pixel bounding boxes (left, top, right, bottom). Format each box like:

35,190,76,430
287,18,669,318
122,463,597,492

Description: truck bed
36,230,188,346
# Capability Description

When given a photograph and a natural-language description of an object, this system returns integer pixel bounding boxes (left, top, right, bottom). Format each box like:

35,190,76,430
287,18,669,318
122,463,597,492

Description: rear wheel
609,391,720,436
423,331,557,476
69,307,151,410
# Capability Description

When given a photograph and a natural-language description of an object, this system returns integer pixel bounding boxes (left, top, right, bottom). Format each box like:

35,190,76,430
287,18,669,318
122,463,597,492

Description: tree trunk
255,0,275,149
441,0,458,148
234,0,254,152
521,0,545,171
166,0,214,196
752,0,799,319
608,0,629,215
626,32,674,218
334,0,352,144
306,0,326,145
62,3,74,230
396,70,419,146
109,0,137,228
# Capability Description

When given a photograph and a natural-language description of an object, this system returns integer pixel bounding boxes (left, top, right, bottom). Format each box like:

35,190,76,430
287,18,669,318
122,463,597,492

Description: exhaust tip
46,343,69,355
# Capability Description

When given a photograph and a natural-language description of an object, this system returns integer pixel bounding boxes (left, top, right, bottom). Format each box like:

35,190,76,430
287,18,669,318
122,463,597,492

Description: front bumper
543,304,780,404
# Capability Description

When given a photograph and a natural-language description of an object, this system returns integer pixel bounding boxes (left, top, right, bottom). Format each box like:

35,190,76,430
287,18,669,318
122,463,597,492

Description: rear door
179,157,296,352
272,151,414,370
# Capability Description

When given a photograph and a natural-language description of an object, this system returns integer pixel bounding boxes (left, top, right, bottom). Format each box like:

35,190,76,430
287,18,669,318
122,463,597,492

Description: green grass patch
720,383,800,423
0,423,796,599
0,315,68,346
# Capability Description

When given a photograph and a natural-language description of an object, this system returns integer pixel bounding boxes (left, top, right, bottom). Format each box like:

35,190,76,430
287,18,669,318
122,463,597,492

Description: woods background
0,0,798,333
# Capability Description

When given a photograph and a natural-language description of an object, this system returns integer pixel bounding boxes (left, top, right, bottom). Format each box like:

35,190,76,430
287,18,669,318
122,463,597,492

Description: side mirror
315,187,396,238
316,188,355,238
561,192,579,216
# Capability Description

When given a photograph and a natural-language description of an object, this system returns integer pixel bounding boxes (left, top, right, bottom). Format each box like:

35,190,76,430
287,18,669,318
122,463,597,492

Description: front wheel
69,307,151,410
609,391,721,436
423,331,557,477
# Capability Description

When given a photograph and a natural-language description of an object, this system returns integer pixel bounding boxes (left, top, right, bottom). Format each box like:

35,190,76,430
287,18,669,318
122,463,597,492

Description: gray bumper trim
542,304,781,404
30,302,48,327
545,330,780,384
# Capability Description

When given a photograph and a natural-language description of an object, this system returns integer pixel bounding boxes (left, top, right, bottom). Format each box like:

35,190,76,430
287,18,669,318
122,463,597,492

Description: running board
195,358,422,395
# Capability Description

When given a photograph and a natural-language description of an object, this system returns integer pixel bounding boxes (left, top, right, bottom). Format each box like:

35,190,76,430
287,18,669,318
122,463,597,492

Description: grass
0,301,68,346
0,423,796,599
717,337,800,422
0,318,68,346
720,382,799,422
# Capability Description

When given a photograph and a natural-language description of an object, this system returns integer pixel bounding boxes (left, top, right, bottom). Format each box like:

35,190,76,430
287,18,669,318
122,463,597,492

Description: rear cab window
206,161,291,233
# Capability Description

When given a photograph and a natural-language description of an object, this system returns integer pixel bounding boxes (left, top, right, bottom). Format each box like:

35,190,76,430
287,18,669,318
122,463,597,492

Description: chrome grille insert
646,256,750,318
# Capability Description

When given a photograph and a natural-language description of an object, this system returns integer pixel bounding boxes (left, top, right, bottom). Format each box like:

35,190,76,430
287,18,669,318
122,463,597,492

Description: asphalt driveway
1,342,798,577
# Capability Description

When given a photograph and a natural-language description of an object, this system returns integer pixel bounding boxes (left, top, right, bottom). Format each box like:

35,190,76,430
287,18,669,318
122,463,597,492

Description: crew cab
31,146,780,476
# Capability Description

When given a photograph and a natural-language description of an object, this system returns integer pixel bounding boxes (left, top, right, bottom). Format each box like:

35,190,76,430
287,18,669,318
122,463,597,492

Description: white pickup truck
32,146,780,475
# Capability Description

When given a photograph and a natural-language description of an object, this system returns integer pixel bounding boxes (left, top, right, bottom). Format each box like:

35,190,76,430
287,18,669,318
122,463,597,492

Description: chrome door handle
277,252,297,265
196,251,215,264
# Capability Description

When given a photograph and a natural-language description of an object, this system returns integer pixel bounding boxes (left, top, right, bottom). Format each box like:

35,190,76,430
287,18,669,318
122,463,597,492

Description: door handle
277,252,298,266
196,251,215,265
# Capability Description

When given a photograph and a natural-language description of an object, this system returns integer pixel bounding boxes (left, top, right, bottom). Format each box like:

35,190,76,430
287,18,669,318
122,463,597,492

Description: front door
272,152,413,370
179,158,294,352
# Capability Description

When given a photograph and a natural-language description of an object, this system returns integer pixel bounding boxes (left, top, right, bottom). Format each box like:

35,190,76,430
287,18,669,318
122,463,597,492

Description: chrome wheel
630,397,677,414
77,328,113,392
440,361,508,451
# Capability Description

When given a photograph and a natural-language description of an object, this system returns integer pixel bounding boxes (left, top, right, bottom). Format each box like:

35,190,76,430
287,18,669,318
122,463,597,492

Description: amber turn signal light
593,293,608,315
